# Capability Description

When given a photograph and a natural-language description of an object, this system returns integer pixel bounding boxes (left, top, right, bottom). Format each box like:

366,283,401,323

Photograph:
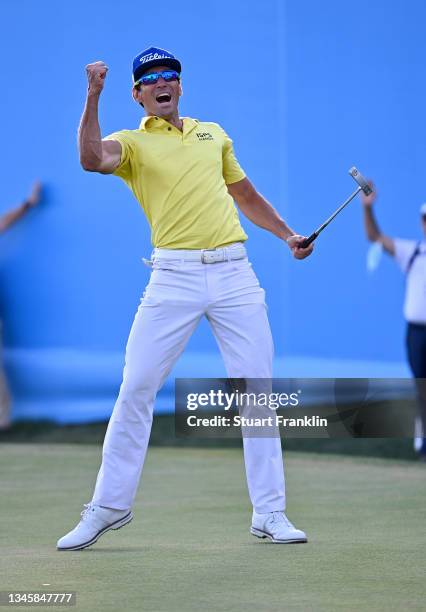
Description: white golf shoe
251,511,307,544
57,502,133,551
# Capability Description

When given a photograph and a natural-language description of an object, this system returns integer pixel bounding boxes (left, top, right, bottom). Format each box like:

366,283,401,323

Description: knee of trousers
114,379,159,422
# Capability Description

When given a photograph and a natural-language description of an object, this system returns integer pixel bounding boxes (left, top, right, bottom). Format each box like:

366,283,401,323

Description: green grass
0,414,419,461
0,444,425,611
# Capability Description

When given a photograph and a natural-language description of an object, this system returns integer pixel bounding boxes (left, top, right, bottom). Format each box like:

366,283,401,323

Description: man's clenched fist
86,61,109,94
361,180,376,208
286,235,314,260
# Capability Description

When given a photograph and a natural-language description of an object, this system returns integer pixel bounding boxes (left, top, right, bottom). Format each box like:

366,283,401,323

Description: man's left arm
227,177,313,260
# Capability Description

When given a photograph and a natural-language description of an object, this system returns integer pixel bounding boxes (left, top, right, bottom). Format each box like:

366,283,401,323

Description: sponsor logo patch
196,132,214,141
140,52,171,64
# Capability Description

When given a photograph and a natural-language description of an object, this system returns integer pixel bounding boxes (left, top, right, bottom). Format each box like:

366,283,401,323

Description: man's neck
147,112,183,132
167,114,183,132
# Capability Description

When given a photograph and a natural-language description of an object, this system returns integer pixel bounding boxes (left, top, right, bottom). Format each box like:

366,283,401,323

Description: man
57,47,314,551
0,181,42,430
361,184,426,459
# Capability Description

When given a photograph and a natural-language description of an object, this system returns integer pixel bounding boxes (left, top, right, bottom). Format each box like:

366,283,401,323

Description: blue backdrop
1,0,423,421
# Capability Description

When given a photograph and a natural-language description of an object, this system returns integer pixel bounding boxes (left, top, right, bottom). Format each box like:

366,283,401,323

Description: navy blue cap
132,47,181,83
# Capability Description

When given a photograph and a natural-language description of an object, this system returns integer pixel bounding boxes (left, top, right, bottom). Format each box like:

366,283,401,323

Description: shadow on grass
81,547,147,553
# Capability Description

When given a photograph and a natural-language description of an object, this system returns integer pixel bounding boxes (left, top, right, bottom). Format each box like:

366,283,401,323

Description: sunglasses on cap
134,70,180,87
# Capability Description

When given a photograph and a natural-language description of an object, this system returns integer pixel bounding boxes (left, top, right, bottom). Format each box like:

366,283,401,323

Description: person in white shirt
361,185,426,459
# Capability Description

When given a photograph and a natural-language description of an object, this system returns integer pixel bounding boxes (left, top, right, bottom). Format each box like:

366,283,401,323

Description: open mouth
156,93,172,104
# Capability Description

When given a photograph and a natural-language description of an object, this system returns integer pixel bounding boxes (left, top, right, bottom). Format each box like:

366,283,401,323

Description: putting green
0,444,424,611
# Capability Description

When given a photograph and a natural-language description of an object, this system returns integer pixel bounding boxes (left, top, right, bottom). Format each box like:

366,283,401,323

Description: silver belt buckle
202,249,224,264
230,250,244,261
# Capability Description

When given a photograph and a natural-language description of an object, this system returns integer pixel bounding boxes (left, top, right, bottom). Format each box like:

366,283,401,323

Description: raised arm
361,182,395,255
227,177,313,260
0,181,42,232
78,61,122,174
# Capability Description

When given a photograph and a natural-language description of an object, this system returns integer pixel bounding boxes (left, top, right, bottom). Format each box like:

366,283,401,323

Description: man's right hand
361,180,376,207
79,60,121,173
86,61,109,95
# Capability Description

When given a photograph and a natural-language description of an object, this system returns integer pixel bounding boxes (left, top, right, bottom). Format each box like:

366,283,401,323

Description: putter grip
300,234,316,249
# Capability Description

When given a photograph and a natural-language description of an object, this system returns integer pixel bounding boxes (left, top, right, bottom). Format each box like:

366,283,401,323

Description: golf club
300,167,372,249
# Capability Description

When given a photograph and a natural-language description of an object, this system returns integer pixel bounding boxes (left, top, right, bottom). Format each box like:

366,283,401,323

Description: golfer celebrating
57,47,313,551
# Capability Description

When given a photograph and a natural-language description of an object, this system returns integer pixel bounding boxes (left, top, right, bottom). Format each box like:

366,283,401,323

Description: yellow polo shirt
104,116,248,249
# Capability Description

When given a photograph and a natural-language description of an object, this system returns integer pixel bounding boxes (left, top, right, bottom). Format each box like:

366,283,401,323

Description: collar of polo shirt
139,116,199,132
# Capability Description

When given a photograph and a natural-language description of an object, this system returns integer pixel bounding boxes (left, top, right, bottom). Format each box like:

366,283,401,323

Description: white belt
151,242,247,264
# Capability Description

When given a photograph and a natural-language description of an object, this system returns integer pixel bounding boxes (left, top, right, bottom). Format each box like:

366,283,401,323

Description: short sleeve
220,127,246,185
103,131,135,180
393,238,418,273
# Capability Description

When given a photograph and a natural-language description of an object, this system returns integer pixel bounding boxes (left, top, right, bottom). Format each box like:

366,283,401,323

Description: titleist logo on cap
140,52,172,64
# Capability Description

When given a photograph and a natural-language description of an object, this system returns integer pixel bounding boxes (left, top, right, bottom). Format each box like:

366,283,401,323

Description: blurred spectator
0,181,42,429
361,184,426,460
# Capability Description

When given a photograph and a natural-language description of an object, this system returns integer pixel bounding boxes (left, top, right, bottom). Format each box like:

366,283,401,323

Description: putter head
349,167,372,195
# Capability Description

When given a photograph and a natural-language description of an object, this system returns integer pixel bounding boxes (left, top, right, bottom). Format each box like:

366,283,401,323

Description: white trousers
92,248,286,513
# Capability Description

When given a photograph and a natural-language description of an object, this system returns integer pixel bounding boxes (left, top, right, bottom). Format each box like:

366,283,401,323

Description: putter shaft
300,186,361,248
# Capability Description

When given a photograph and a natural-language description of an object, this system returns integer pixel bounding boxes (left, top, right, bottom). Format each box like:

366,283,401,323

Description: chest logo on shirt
195,132,214,141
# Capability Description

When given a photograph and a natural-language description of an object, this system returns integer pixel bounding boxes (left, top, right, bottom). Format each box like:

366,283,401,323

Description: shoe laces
80,502,95,521
271,512,294,529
